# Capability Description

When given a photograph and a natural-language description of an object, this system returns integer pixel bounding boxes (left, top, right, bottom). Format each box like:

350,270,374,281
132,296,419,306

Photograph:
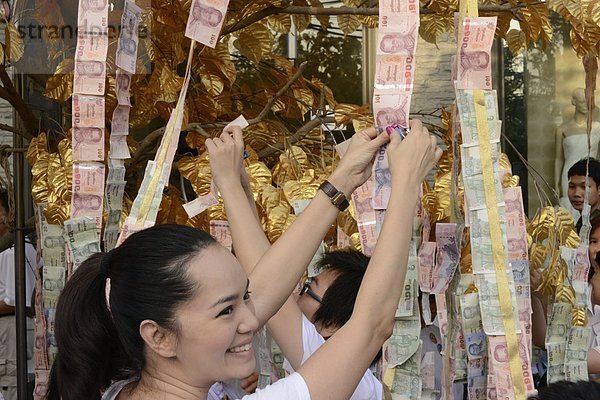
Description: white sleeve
283,315,382,400
0,249,15,306
242,372,310,400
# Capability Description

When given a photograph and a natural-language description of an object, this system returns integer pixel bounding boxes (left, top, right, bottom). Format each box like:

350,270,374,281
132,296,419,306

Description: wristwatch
319,180,350,211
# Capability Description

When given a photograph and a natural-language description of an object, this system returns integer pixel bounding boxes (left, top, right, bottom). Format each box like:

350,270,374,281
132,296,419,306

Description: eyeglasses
299,278,323,304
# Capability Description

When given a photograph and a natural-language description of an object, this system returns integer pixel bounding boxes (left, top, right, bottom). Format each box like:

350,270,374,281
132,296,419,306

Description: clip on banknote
243,150,249,159
385,124,407,140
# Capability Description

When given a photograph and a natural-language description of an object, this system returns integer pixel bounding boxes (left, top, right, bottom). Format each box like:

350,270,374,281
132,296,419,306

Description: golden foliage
337,15,361,36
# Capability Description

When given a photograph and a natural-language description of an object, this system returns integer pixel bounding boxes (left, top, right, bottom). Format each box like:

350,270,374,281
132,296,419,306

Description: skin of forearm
352,175,420,338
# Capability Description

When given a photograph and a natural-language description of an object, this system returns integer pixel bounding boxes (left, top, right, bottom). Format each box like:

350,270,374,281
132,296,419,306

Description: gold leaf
359,15,379,28
419,14,453,44
43,58,73,103
5,22,23,62
293,14,311,32
201,74,225,96
293,88,314,115
337,15,361,36
506,29,527,55
268,14,292,33
309,0,330,30
233,23,273,64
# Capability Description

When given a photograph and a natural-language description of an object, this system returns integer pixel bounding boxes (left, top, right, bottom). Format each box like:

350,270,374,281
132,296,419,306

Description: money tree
0,0,595,239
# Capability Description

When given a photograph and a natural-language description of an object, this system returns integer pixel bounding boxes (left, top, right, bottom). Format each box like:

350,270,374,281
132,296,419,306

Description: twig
258,116,335,159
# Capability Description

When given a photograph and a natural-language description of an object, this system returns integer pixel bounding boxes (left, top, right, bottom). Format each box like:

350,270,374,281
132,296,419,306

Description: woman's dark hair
45,224,216,400
568,157,600,187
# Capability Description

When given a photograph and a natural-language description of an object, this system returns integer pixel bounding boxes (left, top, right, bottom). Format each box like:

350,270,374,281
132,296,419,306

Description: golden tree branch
221,3,540,36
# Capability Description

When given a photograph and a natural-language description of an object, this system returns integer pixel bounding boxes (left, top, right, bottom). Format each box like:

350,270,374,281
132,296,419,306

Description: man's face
568,175,600,211
75,128,102,142
84,0,107,11
590,226,600,269
295,269,338,335
467,51,489,69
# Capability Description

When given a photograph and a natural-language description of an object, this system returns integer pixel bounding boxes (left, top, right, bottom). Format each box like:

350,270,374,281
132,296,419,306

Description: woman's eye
243,291,252,301
217,306,234,317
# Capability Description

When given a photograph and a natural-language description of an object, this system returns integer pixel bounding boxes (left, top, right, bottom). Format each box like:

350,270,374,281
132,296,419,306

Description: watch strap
319,180,350,211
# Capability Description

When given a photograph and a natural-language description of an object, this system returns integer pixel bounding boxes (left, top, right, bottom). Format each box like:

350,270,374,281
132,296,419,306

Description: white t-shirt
283,315,383,400
0,242,37,307
101,372,310,400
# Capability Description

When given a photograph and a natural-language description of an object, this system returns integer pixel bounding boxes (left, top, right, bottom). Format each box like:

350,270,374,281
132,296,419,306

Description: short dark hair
311,249,382,364
46,225,217,400
530,381,600,400
568,157,600,187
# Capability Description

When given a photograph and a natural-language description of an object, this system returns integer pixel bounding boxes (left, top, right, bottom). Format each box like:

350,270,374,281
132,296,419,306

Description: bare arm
297,120,441,400
207,126,390,328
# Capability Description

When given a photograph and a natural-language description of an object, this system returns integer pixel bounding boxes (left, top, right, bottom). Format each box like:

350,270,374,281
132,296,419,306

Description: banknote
435,293,449,344
111,105,130,135
460,292,483,335
463,173,504,211
41,220,66,267
33,369,50,400
461,142,501,178
109,135,131,159
75,30,108,62
504,187,528,262
456,17,497,90
72,127,104,162
546,302,572,343
185,0,230,48
518,330,536,396
351,178,377,256
378,0,419,16
105,181,126,211
378,17,419,56
293,200,325,277
73,60,106,95
573,244,591,283
42,266,65,308
77,0,109,33
64,216,101,269
431,223,459,294
396,254,417,318
390,370,422,399
337,227,351,248
209,220,232,251
421,351,436,391
116,69,132,106
373,91,411,129
374,54,416,91
488,336,517,400
256,327,272,388
475,273,519,335
456,89,500,146
107,158,126,181
182,193,219,219
565,326,590,361
72,94,105,129
34,315,48,370
385,317,421,367
334,138,351,158
225,114,250,130
115,0,141,74
372,144,392,210
71,162,105,230
565,361,588,382
418,241,436,292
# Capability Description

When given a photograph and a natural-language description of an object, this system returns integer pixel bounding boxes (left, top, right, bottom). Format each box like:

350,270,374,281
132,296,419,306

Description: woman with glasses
46,121,440,400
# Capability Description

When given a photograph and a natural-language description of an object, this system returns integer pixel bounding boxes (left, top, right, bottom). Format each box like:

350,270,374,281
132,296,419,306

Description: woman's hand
387,120,442,187
205,126,245,191
329,127,390,196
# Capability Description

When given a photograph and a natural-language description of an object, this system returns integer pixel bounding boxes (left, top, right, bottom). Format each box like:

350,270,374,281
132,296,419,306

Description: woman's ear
139,319,177,358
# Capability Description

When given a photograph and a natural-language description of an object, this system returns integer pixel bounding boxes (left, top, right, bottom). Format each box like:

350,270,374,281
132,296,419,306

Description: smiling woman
45,121,441,400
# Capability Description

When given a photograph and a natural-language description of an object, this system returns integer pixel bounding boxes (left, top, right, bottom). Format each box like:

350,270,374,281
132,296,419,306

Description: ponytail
46,253,132,400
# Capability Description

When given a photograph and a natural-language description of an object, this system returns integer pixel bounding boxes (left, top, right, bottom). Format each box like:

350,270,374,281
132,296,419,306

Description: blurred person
567,158,600,232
